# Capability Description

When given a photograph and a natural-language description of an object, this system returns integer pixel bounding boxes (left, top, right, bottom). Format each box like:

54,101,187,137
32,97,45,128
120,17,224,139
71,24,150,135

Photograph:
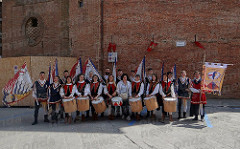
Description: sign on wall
108,52,117,62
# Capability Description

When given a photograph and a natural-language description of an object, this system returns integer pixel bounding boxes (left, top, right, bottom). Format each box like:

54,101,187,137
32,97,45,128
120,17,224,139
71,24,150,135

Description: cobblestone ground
0,99,240,149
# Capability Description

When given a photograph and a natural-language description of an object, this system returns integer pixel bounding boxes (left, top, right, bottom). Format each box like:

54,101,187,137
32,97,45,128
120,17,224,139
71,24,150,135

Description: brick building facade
2,0,240,98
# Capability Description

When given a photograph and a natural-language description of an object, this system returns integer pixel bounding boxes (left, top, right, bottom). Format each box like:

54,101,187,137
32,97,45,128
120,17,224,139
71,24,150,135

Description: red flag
147,41,158,52
194,41,205,49
107,43,116,52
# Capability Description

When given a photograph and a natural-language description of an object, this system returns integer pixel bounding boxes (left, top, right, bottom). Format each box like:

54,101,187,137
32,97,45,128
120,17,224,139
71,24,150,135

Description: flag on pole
135,56,146,82
2,62,33,106
147,41,158,52
52,59,59,79
47,62,53,86
194,41,205,49
202,62,228,95
171,64,177,80
70,58,82,83
83,58,104,82
161,62,164,81
112,57,117,82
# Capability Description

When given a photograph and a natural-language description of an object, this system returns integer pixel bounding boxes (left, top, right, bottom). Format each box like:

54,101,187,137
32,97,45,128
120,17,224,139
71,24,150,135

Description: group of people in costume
32,68,207,125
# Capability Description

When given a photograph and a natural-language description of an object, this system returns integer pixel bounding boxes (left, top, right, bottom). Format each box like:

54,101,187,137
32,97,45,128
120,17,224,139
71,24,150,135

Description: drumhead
144,96,156,100
92,96,104,104
129,97,141,102
62,98,75,102
164,97,177,101
77,97,89,100
111,97,123,102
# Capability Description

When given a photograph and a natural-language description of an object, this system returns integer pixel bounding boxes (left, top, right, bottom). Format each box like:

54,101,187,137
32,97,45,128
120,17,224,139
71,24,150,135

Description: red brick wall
2,0,70,57
99,0,240,98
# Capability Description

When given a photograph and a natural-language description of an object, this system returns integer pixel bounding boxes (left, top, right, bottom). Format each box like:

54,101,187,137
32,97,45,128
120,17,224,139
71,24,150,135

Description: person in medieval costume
60,76,77,124
32,71,50,125
177,70,191,119
48,76,62,123
129,70,136,82
74,74,90,122
117,73,132,121
159,73,176,122
104,74,117,120
146,74,160,119
116,69,123,84
190,71,207,121
131,74,144,121
89,75,103,120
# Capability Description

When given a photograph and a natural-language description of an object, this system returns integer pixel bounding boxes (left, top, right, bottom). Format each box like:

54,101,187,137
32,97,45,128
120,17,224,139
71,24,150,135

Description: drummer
177,70,191,119
117,73,132,121
89,75,103,120
104,74,117,120
48,76,62,123
131,74,144,121
189,71,207,121
159,73,176,122
60,76,77,124
75,74,90,122
146,74,160,119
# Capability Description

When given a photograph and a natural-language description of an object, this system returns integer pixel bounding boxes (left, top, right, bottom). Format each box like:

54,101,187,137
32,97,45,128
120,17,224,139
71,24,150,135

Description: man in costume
129,70,136,82
190,71,207,121
177,70,190,119
116,69,123,84
32,72,49,125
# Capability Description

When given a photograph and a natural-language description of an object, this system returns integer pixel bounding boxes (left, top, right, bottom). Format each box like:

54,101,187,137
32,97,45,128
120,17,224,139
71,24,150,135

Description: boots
82,115,86,122
151,114,156,120
193,115,198,121
44,115,49,123
65,115,68,124
169,115,173,122
68,116,72,124
108,114,114,120
146,111,150,118
178,112,182,119
92,113,98,121
183,112,186,118
160,114,165,123
74,116,80,123
32,116,38,125
201,115,204,121
136,113,141,121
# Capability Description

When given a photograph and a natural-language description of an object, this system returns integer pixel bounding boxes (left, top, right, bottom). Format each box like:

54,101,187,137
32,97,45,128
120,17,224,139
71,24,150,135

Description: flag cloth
52,59,59,79
147,41,158,52
194,41,205,49
83,58,104,82
107,43,116,52
70,58,82,83
112,57,117,82
161,62,164,81
171,64,177,80
135,56,146,82
202,62,228,95
2,62,33,106
47,63,53,86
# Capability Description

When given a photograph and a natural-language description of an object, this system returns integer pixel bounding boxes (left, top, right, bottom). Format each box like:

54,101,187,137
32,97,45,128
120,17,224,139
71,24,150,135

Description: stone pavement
0,99,240,149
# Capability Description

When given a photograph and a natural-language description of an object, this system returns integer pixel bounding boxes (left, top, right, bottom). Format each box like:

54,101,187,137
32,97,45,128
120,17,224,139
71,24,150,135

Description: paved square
0,99,240,149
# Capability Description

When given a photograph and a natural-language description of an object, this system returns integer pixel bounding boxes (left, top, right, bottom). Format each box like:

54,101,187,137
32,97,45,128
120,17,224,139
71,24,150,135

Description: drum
92,97,107,113
129,97,142,112
62,98,77,113
111,97,123,106
144,96,159,111
163,97,177,112
77,97,90,112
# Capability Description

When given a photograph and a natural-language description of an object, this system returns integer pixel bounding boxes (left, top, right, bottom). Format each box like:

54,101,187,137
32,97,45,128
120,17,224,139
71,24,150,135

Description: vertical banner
202,62,228,95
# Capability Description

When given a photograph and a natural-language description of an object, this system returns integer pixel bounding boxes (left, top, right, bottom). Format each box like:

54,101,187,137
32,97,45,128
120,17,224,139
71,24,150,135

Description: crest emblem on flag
2,62,33,106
